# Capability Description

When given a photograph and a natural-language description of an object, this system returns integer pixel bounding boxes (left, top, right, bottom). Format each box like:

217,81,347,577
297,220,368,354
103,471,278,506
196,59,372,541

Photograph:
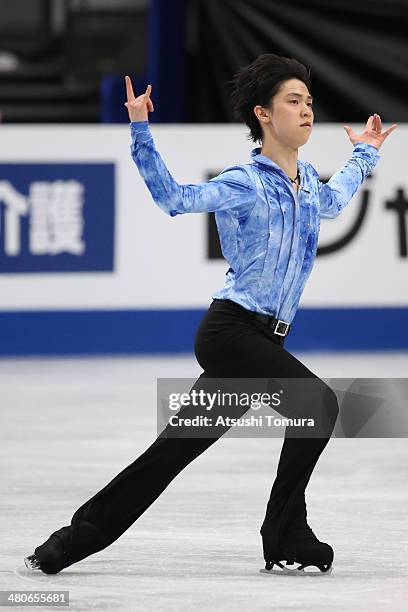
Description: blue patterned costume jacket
130,121,380,323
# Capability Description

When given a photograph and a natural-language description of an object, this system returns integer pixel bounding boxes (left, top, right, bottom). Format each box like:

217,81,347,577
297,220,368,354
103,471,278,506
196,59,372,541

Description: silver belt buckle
274,319,289,337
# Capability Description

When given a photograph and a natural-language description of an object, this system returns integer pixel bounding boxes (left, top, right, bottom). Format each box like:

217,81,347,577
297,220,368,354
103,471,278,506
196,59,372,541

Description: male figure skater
25,54,396,576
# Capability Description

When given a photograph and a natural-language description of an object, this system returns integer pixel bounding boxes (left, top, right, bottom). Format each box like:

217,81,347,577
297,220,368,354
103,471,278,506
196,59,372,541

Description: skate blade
260,563,333,577
24,555,40,570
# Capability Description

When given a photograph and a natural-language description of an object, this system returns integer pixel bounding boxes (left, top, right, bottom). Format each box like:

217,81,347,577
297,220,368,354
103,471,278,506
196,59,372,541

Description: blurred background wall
0,0,407,355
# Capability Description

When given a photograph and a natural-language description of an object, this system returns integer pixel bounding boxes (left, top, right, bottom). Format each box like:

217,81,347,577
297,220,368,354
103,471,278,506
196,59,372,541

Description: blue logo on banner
0,163,115,273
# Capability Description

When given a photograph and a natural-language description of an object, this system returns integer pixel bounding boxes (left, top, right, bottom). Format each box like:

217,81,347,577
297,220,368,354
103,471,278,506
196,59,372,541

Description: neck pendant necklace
289,170,300,186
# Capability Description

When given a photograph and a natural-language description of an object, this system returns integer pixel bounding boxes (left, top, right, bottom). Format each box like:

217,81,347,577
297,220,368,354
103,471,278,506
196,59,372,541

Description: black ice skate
24,527,72,575
260,522,334,576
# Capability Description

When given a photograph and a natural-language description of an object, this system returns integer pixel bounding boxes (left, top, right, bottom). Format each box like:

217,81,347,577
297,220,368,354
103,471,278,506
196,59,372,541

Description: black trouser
62,299,339,566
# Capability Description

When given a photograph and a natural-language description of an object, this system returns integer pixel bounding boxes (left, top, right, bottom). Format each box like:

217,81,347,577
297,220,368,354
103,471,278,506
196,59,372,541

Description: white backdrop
0,123,406,310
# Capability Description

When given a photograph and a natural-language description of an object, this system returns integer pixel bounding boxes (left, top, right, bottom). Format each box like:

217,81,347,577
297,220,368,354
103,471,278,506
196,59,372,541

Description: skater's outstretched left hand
343,114,397,149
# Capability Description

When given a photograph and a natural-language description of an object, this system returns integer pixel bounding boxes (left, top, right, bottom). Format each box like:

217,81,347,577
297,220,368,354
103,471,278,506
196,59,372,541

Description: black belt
217,299,291,337
252,313,291,337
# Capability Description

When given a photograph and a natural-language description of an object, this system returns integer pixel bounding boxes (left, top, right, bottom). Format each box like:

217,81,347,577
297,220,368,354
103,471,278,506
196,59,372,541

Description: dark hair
230,53,312,144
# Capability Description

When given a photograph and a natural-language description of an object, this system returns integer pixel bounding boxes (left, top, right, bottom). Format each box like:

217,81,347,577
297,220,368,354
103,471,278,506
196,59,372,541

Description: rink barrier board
0,307,407,355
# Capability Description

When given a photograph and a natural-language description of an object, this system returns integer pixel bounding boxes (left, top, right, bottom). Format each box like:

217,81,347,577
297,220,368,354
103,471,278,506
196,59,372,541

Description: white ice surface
1,352,407,611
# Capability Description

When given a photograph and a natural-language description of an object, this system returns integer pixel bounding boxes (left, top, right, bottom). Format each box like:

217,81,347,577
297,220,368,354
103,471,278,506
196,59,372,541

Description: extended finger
382,124,398,139
343,125,357,138
125,75,136,102
144,84,152,100
375,114,382,133
372,114,378,131
366,115,374,130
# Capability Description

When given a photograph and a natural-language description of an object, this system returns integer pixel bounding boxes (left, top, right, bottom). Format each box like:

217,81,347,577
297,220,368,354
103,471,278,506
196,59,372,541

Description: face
255,78,314,148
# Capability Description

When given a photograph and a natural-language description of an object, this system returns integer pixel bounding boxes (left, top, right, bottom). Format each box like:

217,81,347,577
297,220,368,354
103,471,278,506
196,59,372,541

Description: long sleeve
130,121,256,219
308,142,380,219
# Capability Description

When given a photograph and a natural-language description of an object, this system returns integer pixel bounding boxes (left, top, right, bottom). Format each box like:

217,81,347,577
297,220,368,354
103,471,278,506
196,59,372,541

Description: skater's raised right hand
124,76,154,122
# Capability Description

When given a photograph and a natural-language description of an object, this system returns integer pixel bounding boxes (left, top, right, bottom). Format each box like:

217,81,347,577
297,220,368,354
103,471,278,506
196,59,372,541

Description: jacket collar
250,147,304,179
